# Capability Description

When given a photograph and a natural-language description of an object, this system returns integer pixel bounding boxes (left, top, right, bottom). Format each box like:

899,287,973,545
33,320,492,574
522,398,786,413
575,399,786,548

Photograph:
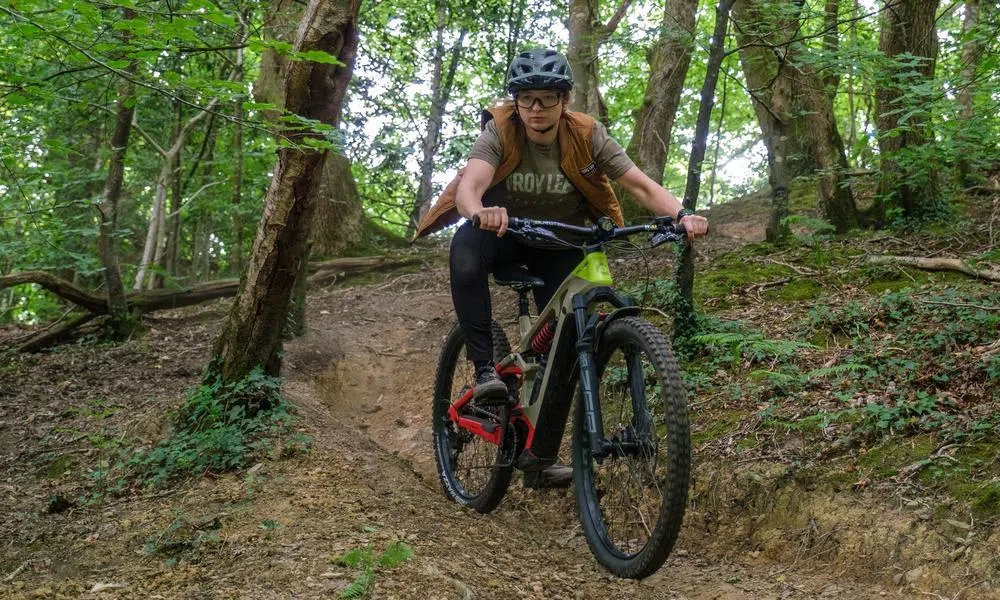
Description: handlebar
470,214,687,249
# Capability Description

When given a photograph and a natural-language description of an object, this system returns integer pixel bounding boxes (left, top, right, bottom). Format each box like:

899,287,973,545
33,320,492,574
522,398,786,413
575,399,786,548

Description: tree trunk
254,0,363,259
619,0,698,220
568,0,608,121
765,75,793,242
232,17,246,278
134,162,168,289
873,0,942,223
735,0,858,232
787,47,859,231
504,0,528,69
211,0,362,384
96,19,137,325
675,0,735,338
823,0,841,99
734,1,814,178
956,0,980,187
410,0,467,234
164,100,183,282
312,152,365,257
149,174,169,289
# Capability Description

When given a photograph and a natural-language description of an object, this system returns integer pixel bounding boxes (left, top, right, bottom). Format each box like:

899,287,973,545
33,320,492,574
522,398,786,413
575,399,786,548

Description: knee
450,249,483,286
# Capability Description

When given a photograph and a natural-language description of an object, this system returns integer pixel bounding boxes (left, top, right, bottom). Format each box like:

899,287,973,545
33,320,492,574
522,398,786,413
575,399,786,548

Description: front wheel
432,322,516,513
572,316,691,579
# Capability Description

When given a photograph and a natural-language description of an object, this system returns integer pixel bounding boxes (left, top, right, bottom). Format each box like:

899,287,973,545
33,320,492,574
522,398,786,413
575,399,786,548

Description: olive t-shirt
468,120,635,225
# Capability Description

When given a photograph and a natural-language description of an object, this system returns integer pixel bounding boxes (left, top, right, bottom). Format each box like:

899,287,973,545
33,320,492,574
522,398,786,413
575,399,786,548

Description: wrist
675,208,695,221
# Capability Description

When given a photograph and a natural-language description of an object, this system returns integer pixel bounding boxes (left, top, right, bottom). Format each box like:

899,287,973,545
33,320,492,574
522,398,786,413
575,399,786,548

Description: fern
341,572,373,599
378,541,413,568
335,546,373,569
806,363,873,379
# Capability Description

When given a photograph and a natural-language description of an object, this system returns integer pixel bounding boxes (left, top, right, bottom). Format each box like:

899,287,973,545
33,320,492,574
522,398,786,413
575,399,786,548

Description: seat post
517,290,532,338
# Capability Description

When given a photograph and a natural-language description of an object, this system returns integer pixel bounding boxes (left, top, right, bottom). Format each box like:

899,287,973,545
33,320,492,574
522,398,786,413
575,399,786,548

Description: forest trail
268,248,892,599
0,239,897,599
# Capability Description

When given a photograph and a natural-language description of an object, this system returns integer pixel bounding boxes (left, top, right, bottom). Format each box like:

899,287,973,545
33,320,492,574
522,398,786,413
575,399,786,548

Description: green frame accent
570,252,613,286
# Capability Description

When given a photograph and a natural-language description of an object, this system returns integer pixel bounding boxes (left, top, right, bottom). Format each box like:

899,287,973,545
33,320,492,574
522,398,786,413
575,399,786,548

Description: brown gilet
413,103,625,239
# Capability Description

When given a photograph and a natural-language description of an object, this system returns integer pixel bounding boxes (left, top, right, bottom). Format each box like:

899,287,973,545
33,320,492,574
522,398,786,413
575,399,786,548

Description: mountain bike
431,215,691,579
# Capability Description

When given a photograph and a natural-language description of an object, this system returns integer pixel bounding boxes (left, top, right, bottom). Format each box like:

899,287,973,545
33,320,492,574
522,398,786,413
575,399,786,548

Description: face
514,89,565,132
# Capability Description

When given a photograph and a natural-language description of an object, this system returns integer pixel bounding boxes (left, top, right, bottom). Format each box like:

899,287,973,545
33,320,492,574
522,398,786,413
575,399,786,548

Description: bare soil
1,209,996,598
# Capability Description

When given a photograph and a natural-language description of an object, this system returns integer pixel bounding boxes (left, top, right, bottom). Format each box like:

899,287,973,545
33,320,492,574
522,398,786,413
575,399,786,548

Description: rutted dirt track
0,245,954,599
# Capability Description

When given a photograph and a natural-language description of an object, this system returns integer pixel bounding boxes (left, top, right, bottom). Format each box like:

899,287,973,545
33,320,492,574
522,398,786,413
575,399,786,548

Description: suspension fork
573,295,606,458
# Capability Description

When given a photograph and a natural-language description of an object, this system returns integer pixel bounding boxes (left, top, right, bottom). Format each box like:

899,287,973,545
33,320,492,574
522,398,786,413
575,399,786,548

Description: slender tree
95,9,139,332
675,0,736,337
567,0,633,121
410,0,467,233
956,0,982,187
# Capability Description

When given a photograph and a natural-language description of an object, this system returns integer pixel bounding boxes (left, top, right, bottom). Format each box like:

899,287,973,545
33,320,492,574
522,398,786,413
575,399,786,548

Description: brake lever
648,223,687,248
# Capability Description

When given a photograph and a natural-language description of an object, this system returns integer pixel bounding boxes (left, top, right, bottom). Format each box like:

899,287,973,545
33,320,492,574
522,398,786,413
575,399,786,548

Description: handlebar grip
470,215,481,228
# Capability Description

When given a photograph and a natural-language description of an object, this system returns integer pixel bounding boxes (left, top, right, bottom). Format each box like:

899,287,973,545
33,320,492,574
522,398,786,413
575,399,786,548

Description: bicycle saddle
492,264,545,291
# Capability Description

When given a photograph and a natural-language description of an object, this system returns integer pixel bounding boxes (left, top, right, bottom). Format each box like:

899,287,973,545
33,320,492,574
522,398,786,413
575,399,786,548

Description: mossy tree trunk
95,12,137,333
254,0,363,259
871,0,942,224
734,0,858,233
211,0,363,385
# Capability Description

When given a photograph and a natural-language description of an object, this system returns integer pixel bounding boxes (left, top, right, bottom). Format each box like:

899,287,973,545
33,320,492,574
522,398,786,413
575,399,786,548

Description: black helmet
506,48,574,94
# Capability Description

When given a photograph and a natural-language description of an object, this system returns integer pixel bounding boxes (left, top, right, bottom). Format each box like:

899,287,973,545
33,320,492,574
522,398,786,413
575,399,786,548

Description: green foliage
781,215,837,242
130,367,311,487
333,541,414,599
693,332,815,365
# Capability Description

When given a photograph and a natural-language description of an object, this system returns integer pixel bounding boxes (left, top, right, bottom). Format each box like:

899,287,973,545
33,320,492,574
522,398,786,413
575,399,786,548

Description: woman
416,48,709,486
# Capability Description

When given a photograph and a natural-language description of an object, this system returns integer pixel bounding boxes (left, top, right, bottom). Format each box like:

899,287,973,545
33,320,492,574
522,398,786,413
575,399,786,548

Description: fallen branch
308,256,419,287
0,271,106,313
2,257,421,315
868,256,1000,282
914,298,1000,312
18,312,98,352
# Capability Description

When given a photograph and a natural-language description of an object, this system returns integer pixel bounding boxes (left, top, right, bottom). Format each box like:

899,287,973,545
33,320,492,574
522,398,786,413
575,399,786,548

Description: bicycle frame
447,243,639,465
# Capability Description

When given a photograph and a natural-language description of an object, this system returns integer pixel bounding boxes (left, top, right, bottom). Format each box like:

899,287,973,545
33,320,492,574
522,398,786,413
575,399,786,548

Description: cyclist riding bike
414,47,709,488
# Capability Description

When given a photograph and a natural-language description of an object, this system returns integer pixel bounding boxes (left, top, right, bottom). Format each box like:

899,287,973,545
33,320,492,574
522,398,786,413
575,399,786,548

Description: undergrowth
129,366,312,488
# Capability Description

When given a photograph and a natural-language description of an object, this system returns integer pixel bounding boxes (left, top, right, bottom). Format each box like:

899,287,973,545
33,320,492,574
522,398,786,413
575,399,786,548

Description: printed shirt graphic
469,119,635,224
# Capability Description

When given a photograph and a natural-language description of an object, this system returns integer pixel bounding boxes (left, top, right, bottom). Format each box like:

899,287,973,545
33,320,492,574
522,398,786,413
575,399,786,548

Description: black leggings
450,222,581,365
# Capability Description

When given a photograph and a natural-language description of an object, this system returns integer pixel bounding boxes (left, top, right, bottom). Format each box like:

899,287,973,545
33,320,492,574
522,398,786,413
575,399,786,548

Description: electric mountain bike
431,215,691,580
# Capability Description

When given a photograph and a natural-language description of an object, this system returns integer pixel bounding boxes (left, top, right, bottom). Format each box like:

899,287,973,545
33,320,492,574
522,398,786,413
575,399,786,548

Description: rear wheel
572,317,691,579
432,322,516,513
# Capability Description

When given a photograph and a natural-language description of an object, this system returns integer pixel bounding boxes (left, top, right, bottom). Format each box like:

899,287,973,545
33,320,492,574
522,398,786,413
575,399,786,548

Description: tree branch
868,256,1000,282
602,0,634,37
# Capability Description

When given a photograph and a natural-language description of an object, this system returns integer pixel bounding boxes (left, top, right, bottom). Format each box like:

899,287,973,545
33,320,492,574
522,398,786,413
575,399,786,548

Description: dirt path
1,252,898,599
271,255,893,599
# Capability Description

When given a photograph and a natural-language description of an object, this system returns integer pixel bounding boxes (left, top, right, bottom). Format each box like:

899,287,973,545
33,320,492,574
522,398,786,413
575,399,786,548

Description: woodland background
1,0,1000,596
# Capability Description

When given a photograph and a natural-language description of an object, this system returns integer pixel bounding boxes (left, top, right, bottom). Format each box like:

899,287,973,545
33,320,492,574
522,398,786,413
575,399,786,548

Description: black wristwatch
675,208,695,222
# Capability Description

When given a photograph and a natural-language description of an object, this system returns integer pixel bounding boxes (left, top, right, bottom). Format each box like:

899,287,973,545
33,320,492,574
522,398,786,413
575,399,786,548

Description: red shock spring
530,320,556,354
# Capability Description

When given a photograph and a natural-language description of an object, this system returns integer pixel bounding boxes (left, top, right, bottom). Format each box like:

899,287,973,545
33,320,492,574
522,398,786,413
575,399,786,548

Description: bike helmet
506,48,574,94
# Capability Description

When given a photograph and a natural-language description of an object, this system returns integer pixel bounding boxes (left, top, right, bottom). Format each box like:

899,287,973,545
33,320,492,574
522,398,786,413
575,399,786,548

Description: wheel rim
435,346,502,501
584,340,672,559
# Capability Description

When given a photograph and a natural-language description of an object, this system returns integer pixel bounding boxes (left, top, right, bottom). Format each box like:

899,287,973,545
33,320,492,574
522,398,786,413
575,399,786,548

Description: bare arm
615,166,709,239
456,158,509,235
